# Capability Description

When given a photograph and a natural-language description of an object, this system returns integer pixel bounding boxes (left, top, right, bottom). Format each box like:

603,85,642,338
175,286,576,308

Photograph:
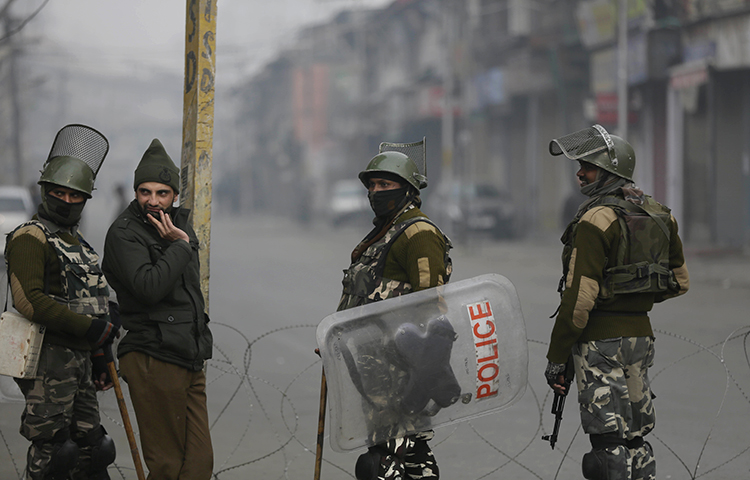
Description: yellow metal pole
181,0,217,308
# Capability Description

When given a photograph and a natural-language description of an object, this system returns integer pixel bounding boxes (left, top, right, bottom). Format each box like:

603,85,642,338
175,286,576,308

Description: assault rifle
542,360,573,449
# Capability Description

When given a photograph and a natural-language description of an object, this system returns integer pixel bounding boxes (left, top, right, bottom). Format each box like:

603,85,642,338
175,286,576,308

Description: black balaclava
39,184,87,227
366,171,417,220
575,169,629,220
369,186,411,219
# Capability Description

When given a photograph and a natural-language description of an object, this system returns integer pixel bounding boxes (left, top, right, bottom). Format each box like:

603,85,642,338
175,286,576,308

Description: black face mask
368,186,409,218
41,193,86,227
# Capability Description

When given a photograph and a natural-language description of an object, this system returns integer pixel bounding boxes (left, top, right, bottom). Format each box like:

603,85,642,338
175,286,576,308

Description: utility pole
441,0,455,186
3,11,24,185
181,0,217,308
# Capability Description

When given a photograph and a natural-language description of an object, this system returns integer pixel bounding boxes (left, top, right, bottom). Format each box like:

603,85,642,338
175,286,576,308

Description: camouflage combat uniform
547,189,689,480
339,203,451,480
5,217,111,480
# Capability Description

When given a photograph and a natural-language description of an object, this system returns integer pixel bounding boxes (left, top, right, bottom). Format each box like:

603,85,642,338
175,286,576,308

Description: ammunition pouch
600,261,673,299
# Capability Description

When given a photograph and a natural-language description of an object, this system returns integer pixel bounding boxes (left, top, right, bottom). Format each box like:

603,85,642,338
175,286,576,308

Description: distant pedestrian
544,125,689,480
102,139,213,480
112,182,130,221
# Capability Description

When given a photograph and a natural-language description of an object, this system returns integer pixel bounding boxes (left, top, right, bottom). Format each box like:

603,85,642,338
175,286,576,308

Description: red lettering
473,320,495,339
478,363,499,382
475,338,497,348
468,302,493,320
477,384,498,399
478,344,499,363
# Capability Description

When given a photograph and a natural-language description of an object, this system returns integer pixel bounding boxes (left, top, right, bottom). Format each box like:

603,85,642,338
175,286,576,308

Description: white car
329,179,371,227
0,186,35,255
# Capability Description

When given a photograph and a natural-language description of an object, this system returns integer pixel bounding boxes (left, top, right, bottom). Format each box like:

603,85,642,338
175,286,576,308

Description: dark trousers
120,352,213,480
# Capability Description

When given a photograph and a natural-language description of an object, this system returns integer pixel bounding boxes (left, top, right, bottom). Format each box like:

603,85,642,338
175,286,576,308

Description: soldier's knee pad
582,434,629,480
355,446,405,480
355,448,382,480
74,425,116,476
34,430,80,480
582,449,609,480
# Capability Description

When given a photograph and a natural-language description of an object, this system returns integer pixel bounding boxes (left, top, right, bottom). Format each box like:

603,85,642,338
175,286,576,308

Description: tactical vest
6,220,110,318
560,195,677,301
337,215,452,312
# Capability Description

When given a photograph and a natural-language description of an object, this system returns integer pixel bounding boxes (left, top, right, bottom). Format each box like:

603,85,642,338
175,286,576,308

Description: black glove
90,347,112,390
544,361,567,389
108,301,122,331
85,318,119,348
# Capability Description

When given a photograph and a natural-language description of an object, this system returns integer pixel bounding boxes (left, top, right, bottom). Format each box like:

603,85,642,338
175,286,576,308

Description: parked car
0,186,35,255
328,179,371,227
431,181,516,239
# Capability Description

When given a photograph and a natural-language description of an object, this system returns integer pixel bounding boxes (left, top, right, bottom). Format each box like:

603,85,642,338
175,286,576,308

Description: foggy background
1,1,750,479
0,0,388,219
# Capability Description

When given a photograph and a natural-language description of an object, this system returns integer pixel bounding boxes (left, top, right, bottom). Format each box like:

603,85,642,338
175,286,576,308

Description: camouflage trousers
14,343,101,480
573,336,656,480
360,431,438,480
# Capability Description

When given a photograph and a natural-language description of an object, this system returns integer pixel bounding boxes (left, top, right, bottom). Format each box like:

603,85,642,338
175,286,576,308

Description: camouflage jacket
338,205,452,312
5,217,110,351
547,192,689,364
102,201,212,372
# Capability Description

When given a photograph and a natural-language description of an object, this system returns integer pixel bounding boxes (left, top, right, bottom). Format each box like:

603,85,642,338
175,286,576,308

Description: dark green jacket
102,201,212,371
546,193,689,364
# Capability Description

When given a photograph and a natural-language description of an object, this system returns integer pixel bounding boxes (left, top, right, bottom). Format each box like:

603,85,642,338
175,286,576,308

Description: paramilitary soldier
5,124,119,480
544,125,690,480
338,150,452,480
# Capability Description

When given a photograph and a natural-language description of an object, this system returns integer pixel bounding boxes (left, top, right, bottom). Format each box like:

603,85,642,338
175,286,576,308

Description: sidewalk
683,245,750,289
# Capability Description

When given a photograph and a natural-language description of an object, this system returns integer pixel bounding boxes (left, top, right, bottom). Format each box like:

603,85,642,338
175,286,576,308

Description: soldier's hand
86,318,119,348
91,348,113,391
147,209,190,243
544,361,568,396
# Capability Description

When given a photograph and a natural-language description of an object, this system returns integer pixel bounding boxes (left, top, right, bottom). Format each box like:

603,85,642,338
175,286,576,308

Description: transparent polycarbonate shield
317,273,527,452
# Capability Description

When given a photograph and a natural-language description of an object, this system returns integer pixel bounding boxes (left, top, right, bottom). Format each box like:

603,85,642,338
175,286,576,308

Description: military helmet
39,156,97,197
38,124,109,197
549,124,635,181
358,151,428,190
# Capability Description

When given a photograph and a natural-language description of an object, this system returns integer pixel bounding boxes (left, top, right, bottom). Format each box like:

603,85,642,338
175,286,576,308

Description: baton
107,361,146,480
313,366,327,480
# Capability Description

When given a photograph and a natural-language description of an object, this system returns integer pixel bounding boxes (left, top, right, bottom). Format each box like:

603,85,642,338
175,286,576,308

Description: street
1,214,749,479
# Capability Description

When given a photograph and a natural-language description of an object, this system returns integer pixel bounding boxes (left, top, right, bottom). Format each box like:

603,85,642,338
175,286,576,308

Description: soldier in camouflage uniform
5,125,119,480
544,125,690,480
338,150,452,480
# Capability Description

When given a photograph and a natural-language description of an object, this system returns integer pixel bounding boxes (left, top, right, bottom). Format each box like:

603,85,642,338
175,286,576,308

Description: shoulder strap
373,216,441,279
599,196,671,240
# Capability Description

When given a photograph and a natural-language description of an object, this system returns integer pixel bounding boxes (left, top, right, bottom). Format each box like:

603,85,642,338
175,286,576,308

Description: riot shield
317,273,527,452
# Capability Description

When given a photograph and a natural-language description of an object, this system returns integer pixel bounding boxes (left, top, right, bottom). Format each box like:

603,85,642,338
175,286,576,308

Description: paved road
1,215,749,479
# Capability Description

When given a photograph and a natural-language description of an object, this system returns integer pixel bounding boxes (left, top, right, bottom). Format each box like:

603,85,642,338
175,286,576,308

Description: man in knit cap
102,139,214,480
5,124,119,479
